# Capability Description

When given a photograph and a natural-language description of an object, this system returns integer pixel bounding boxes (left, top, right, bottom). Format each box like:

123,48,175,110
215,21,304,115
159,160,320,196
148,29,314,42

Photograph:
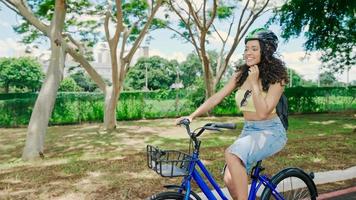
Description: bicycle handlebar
177,118,236,138
204,123,236,130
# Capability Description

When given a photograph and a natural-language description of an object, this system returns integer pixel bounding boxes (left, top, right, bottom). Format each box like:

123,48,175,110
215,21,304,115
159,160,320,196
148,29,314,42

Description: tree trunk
103,86,118,130
104,86,124,130
202,60,215,99
200,45,215,100
22,0,66,161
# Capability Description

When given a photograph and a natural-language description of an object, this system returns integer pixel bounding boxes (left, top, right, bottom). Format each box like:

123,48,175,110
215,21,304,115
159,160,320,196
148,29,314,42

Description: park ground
0,112,355,199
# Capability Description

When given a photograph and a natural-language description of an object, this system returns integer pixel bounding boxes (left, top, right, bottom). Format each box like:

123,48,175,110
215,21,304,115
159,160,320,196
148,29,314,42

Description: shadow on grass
0,112,355,199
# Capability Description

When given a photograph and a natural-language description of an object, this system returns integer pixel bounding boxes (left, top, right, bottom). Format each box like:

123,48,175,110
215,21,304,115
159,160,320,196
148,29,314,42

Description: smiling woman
176,28,290,200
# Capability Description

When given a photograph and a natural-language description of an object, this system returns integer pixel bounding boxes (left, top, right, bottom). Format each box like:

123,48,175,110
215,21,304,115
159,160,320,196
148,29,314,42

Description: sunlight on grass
0,113,355,199
309,120,336,125
311,156,326,163
343,123,356,129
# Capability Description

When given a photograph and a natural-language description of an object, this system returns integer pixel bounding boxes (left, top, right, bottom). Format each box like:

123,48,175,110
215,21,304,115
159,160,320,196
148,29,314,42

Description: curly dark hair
235,40,289,91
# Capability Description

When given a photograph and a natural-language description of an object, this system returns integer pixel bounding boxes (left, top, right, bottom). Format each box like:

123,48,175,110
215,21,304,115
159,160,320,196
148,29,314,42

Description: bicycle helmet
245,28,278,52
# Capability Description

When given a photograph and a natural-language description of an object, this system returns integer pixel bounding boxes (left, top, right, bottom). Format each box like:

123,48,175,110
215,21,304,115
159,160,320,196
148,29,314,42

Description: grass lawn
0,112,355,199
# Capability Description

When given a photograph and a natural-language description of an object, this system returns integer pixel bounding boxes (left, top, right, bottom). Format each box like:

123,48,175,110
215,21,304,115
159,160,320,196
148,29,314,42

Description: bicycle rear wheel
149,191,201,200
261,168,317,200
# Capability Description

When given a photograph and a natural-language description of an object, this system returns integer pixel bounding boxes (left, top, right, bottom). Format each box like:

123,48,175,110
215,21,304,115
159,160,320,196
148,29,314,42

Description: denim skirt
227,117,287,173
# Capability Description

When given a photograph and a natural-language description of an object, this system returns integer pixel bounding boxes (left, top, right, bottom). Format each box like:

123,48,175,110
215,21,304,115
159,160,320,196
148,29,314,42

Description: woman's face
244,40,261,66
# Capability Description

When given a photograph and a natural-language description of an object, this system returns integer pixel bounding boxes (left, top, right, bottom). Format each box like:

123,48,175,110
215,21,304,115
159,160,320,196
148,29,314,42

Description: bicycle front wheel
149,191,201,200
261,168,317,200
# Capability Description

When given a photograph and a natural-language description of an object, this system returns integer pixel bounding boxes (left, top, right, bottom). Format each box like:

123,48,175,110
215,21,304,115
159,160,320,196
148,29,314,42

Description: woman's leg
224,149,248,200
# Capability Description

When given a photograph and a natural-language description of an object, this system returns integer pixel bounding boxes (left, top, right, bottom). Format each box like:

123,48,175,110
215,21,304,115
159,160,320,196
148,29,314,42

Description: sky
0,2,355,84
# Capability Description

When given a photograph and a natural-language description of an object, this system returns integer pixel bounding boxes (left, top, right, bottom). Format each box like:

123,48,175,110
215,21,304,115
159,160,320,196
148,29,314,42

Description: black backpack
276,94,288,130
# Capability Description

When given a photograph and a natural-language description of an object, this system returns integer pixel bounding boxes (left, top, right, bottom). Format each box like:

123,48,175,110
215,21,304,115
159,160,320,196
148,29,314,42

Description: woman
176,28,289,200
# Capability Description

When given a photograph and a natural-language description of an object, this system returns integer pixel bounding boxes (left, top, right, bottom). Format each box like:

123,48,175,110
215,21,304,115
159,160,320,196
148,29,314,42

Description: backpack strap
276,94,288,130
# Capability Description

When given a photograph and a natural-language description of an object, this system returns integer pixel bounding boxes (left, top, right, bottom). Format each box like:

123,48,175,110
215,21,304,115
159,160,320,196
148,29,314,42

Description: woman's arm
188,73,239,120
247,65,284,119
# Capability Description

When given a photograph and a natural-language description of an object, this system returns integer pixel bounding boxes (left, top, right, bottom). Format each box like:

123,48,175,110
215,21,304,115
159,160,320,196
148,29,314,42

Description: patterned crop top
235,89,276,113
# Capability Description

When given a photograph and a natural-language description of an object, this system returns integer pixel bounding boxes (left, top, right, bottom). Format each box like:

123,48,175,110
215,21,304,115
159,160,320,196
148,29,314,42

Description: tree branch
104,10,111,42
119,26,130,60
206,0,217,29
5,0,50,36
212,24,224,43
115,0,123,29
203,0,206,26
124,0,163,63
63,32,84,55
167,24,195,46
113,0,124,44
1,0,21,15
185,0,203,29
185,14,201,56
239,1,256,33
4,0,106,92
169,1,201,54
66,43,107,91
254,0,270,18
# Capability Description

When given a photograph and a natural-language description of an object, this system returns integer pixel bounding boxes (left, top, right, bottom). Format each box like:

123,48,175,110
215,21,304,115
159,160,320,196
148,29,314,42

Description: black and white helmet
245,28,279,52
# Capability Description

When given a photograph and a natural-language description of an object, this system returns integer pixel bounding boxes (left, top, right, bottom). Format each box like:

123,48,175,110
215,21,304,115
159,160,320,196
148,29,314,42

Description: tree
319,71,337,86
69,69,99,92
287,68,305,87
58,77,82,91
11,0,68,160
165,0,270,100
0,57,44,93
2,0,163,160
125,56,177,90
179,52,202,87
179,51,222,88
271,0,356,73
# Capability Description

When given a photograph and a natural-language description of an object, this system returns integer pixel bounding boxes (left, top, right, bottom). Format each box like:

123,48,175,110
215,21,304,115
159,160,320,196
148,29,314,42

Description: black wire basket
147,145,192,177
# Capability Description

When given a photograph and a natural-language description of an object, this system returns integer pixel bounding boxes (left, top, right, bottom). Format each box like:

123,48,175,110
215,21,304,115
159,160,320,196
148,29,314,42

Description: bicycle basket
147,145,191,177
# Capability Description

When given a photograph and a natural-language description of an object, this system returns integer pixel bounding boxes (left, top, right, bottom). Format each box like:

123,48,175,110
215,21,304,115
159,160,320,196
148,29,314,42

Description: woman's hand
247,65,259,86
175,116,193,125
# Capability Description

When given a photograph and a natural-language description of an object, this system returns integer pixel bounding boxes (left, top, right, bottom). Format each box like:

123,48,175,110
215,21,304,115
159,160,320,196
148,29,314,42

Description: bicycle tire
261,168,317,200
149,191,201,200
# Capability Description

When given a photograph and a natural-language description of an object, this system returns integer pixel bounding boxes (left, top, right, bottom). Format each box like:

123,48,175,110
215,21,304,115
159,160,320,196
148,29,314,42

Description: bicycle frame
178,150,285,200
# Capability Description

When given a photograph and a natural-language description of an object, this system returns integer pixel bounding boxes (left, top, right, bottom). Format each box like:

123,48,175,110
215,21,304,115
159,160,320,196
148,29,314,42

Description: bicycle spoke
274,176,312,200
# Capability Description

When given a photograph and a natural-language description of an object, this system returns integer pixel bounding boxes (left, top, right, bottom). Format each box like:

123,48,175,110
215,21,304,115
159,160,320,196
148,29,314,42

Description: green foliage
286,68,307,87
69,70,98,92
0,57,44,93
179,51,220,88
185,78,206,109
0,86,354,127
185,77,238,115
50,92,104,124
319,71,337,86
179,53,202,87
117,92,144,120
13,0,163,52
125,56,177,90
216,5,235,19
271,0,356,72
285,86,356,113
59,77,82,92
14,0,100,46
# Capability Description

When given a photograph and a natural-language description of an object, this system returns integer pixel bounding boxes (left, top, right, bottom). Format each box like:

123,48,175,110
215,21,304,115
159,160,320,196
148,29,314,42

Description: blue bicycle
147,119,318,200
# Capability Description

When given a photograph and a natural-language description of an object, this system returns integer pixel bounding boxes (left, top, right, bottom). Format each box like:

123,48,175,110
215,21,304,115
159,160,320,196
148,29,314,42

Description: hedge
0,86,354,127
